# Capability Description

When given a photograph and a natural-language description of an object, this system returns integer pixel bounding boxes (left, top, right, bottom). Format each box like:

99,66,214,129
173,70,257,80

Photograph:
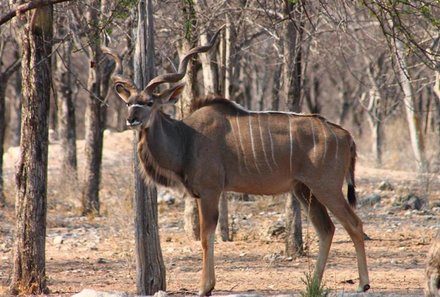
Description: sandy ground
0,130,439,296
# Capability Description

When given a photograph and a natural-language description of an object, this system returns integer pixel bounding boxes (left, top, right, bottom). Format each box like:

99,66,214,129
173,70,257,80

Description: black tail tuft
346,138,357,208
347,183,356,208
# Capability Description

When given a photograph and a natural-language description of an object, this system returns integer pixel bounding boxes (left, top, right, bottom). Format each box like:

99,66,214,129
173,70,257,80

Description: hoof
357,284,370,293
357,284,370,292
198,288,213,296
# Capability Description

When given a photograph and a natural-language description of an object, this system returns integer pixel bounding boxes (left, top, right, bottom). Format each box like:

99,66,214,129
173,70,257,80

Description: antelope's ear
156,83,185,104
114,80,137,103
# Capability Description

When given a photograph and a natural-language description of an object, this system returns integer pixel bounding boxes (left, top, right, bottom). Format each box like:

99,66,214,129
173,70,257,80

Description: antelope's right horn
143,25,225,96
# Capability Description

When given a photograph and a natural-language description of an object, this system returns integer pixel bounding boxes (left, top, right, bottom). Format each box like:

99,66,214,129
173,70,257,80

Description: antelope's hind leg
196,193,220,296
311,186,370,292
293,183,335,285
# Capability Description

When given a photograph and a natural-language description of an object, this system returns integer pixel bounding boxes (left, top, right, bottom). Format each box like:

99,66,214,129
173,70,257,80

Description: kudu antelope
103,28,370,296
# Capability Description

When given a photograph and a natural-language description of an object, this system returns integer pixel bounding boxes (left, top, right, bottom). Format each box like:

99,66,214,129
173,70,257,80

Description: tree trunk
282,0,304,257
217,193,229,241
363,56,387,167
9,4,52,294
132,0,166,293
271,62,282,110
282,0,303,113
370,120,383,167
432,71,440,169
304,66,321,114
49,67,58,140
395,39,427,171
194,0,218,94
338,85,352,126
11,47,22,147
184,192,200,241
224,18,233,100
363,87,384,167
0,77,5,206
82,0,105,215
285,193,304,257
55,14,77,176
226,21,241,103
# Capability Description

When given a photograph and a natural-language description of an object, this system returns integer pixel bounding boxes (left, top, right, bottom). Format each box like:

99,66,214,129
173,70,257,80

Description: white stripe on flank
310,118,317,158
248,116,262,174
288,114,293,173
235,112,251,173
267,115,279,169
319,119,328,161
230,118,243,175
257,114,273,172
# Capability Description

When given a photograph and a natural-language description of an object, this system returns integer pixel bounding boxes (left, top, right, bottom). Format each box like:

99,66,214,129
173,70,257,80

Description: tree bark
224,17,233,100
9,4,52,294
363,54,389,167
395,39,427,171
430,70,440,171
369,119,383,166
217,193,229,241
82,0,105,215
55,13,77,176
282,0,303,113
225,20,241,103
304,66,321,114
0,76,5,206
194,0,218,94
11,47,22,147
271,62,282,110
285,193,304,257
132,0,166,293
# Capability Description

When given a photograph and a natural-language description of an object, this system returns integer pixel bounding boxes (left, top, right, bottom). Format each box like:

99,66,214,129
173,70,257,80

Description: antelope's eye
146,101,154,107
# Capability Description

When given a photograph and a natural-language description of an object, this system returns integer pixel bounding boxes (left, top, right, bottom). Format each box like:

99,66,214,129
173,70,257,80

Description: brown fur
189,96,358,207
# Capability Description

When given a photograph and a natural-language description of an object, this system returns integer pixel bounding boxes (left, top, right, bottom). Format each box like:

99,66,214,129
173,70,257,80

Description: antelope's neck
143,112,186,175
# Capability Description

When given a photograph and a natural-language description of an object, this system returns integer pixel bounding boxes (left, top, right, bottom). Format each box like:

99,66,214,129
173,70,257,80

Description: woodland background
0,0,439,296
1,0,439,173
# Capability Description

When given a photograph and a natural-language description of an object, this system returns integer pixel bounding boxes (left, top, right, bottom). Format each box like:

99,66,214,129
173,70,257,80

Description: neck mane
189,95,248,114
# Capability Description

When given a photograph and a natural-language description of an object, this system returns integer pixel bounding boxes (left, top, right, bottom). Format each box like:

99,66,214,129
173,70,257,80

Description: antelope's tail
346,139,357,208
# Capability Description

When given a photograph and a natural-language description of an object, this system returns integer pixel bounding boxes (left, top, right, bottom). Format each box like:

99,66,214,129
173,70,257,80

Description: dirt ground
0,130,439,296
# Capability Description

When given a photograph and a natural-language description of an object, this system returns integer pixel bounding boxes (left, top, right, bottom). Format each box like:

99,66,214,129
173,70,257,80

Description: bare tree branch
0,0,72,26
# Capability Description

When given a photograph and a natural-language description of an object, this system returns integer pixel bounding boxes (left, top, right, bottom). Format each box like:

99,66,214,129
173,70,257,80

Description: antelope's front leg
197,194,220,296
